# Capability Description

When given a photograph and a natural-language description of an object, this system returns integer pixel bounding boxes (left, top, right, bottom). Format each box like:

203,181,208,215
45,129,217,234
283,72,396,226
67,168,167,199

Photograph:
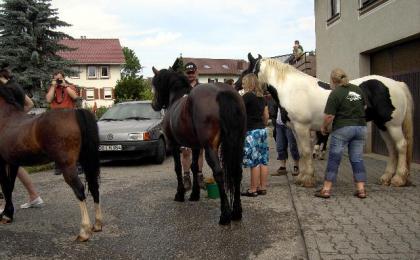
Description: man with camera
45,71,80,175
45,71,78,109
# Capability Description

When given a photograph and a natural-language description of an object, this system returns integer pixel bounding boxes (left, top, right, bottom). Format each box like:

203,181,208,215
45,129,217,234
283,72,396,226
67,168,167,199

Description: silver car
97,100,167,163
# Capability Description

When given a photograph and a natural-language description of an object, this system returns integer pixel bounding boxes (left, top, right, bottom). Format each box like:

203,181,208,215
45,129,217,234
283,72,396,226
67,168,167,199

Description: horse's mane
0,81,24,110
261,58,309,82
153,69,192,106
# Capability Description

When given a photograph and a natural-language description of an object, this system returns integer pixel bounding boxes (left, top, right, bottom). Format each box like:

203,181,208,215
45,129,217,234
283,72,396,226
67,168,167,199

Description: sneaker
183,173,192,191
20,196,44,209
198,173,205,189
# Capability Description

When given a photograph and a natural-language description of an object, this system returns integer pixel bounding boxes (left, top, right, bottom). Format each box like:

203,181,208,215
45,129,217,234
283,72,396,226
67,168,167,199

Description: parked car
97,100,167,164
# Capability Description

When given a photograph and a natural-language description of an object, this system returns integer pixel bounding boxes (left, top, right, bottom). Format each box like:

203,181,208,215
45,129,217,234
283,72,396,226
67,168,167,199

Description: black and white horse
237,53,414,187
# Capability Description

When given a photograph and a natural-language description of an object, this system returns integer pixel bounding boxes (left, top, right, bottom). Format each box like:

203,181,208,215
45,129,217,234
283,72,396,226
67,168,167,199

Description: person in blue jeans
315,68,367,199
272,108,300,176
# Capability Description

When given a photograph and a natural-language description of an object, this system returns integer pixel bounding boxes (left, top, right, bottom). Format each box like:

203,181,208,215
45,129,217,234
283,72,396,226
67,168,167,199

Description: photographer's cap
185,62,197,72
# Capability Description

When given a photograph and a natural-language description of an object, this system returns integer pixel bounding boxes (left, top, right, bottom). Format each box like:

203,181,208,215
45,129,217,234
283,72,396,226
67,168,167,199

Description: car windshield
99,102,162,121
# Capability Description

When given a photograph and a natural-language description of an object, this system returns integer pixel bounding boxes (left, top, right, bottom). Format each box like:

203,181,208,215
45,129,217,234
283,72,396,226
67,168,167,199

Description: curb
286,173,321,260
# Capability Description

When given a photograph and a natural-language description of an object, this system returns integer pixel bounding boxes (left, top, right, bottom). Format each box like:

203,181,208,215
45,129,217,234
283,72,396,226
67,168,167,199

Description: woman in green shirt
315,68,368,199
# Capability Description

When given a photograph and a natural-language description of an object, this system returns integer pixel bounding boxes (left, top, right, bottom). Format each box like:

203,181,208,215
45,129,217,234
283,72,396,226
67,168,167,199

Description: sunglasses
186,71,196,75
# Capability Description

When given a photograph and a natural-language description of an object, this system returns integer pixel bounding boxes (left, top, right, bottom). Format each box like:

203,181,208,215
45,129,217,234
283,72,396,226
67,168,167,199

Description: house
182,57,248,84
314,0,420,162
59,38,125,107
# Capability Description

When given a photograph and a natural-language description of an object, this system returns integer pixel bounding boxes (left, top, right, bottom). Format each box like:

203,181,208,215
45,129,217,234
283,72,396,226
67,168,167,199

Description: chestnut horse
151,66,246,225
0,80,102,242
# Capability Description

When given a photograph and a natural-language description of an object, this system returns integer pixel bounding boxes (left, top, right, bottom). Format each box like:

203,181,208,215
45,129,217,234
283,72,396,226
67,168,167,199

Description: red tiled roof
183,57,248,75
58,38,125,64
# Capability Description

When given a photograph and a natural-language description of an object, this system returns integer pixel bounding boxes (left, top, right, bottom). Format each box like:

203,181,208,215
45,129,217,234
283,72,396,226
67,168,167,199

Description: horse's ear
248,53,255,62
152,67,159,76
258,54,262,59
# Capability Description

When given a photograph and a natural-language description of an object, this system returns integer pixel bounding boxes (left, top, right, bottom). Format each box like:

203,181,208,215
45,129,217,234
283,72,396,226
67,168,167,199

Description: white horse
237,54,414,187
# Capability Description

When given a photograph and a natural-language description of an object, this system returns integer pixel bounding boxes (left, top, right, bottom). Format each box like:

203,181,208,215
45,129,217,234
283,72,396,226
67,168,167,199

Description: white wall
315,0,420,81
66,64,122,107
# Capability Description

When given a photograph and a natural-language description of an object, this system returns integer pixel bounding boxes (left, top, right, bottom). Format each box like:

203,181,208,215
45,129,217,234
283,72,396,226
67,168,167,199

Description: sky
51,0,315,77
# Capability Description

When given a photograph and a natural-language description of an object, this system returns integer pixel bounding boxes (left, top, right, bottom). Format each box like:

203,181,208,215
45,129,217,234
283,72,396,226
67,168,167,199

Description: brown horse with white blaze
0,79,102,242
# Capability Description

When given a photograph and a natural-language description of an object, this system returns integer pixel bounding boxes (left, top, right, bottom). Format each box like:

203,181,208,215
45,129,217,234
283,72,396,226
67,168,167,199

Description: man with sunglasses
181,62,205,190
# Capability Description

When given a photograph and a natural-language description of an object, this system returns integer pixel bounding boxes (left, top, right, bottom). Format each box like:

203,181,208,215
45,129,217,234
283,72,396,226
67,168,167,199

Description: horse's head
151,67,170,111
235,53,262,90
151,67,191,111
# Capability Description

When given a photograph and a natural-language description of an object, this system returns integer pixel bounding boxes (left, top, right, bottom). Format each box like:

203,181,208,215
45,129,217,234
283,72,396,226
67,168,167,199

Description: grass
25,163,54,174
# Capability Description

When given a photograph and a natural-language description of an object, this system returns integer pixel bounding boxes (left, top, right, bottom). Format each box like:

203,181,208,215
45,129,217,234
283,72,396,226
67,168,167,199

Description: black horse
151,66,246,225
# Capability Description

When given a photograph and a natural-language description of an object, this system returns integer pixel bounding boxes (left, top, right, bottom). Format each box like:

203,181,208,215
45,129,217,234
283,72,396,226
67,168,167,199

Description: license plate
99,145,122,151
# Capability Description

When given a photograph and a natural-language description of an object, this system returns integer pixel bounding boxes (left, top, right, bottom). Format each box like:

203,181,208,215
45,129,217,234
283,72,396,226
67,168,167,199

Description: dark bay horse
0,80,102,241
151,67,246,225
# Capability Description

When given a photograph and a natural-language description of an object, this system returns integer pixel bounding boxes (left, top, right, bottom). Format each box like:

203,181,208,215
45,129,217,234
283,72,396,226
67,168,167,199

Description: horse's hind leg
204,146,231,225
87,172,102,232
173,146,185,202
61,165,92,241
0,163,18,224
189,148,201,201
379,130,397,185
231,166,243,221
386,126,409,186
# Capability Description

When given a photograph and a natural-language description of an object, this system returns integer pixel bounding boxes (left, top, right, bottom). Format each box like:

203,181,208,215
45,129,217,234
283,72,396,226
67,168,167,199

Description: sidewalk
285,152,420,259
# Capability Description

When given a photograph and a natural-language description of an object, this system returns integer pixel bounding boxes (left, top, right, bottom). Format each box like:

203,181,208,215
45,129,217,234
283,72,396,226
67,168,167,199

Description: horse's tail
75,109,100,195
401,83,414,171
216,90,246,193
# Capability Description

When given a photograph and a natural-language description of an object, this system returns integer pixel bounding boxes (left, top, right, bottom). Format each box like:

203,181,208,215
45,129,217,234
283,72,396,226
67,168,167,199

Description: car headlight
128,132,151,141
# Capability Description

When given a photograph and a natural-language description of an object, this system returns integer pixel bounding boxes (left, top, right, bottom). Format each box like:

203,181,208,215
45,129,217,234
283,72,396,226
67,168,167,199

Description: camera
56,79,63,85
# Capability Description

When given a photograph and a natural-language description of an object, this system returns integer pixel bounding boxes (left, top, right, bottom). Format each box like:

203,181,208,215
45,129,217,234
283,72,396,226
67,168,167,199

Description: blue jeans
325,126,367,183
276,123,300,161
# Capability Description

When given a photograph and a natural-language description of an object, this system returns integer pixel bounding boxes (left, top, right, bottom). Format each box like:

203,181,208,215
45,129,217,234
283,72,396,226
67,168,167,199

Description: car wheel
154,138,166,164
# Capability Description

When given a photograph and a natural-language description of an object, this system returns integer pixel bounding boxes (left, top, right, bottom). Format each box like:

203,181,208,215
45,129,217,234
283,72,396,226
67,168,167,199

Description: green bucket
206,183,220,199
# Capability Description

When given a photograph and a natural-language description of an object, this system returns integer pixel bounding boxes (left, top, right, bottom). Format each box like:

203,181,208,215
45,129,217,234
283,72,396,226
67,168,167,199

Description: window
208,78,215,83
104,87,113,99
327,0,340,25
100,66,110,78
87,66,97,79
86,88,95,100
70,66,80,79
359,0,388,15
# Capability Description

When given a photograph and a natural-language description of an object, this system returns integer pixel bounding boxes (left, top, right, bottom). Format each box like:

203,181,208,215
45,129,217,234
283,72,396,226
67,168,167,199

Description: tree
115,47,153,102
114,76,153,103
121,47,142,78
0,0,74,92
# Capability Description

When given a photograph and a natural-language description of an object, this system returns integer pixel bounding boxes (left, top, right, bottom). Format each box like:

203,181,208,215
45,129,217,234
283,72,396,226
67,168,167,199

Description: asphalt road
0,141,307,259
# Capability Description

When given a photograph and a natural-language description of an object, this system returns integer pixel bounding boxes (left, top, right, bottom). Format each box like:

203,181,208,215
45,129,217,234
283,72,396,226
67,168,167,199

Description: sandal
354,189,367,199
241,189,258,197
314,188,331,199
257,189,267,195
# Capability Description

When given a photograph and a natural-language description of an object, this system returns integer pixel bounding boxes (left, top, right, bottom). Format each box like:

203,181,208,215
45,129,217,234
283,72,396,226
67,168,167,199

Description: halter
252,58,261,75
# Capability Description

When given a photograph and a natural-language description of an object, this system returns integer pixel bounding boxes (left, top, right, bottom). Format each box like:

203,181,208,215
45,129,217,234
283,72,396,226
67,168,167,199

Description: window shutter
94,88,99,99
100,88,104,99
81,88,86,99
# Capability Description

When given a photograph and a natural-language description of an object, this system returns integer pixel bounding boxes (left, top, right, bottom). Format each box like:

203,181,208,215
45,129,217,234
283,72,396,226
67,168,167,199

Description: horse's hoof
379,174,392,186
231,210,242,221
295,174,316,188
391,175,406,187
75,235,90,242
174,193,185,202
189,193,200,201
219,215,231,225
92,224,102,232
